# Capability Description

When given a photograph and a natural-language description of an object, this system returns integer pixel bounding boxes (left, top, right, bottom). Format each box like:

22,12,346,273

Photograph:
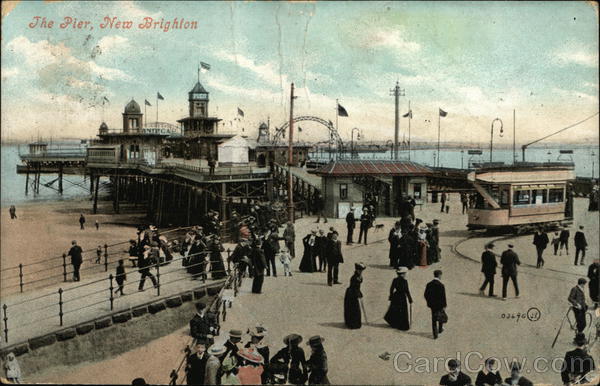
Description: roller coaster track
271,115,345,152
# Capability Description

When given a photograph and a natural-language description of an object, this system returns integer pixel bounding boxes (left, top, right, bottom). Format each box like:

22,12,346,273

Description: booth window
413,183,422,199
549,188,564,203
339,184,348,200
532,189,548,204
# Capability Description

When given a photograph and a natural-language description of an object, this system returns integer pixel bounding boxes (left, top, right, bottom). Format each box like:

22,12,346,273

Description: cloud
358,27,421,53
96,35,130,54
1,67,19,80
214,51,286,89
552,45,599,67
112,0,163,20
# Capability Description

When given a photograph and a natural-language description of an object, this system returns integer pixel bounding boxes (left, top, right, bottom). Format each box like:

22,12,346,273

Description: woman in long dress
417,227,429,266
344,263,366,329
384,268,413,330
209,236,227,279
299,231,317,272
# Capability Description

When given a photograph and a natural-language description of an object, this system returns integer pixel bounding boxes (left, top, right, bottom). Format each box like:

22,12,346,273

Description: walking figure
95,220,100,230
115,259,126,296
68,240,83,282
96,245,102,264
9,205,17,219
574,226,587,265
79,213,86,230
501,244,520,300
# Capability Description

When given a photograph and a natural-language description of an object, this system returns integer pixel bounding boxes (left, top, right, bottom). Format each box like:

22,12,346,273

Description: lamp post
351,128,361,159
490,118,504,163
460,149,464,169
592,150,596,179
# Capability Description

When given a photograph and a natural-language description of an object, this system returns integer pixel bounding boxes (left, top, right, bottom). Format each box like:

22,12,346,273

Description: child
95,219,100,230
551,232,560,255
115,259,126,296
279,247,292,277
96,245,102,264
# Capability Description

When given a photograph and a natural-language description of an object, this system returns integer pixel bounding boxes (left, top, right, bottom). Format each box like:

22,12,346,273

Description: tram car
466,162,575,234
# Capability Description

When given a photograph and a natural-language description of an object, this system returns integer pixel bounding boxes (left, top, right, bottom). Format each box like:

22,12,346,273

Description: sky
1,0,598,146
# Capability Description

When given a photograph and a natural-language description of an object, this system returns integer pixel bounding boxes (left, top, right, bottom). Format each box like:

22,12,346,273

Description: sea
1,143,597,206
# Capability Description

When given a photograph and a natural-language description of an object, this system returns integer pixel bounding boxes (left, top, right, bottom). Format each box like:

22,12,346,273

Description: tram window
549,188,564,203
500,189,510,207
513,190,530,205
339,184,348,200
532,189,548,204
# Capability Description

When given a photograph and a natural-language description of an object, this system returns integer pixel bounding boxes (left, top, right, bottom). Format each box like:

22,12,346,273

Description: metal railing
1,248,235,344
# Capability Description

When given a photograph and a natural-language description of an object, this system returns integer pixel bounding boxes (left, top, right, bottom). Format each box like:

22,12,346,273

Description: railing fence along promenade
1,227,237,345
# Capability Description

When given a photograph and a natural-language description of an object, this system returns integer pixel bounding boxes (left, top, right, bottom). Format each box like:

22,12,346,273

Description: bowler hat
229,329,243,339
508,244,514,248
486,243,495,249
396,267,408,275
574,333,587,346
283,333,302,345
307,335,325,346
355,263,366,271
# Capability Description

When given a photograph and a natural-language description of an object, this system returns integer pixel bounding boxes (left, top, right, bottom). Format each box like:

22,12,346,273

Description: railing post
109,274,114,311
18,264,24,293
104,244,109,272
226,248,231,275
58,288,64,326
156,262,160,296
62,254,67,282
222,300,227,322
3,304,8,343
233,265,238,297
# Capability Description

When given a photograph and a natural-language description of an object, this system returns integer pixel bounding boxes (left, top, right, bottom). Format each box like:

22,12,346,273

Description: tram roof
469,162,575,184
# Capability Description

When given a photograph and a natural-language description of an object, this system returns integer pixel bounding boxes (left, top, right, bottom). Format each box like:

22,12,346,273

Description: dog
373,224,385,232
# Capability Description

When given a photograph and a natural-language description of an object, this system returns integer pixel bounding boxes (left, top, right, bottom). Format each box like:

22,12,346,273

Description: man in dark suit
560,333,595,385
186,341,209,385
316,229,328,272
533,228,549,268
424,270,447,339
559,226,570,256
326,232,343,286
501,244,520,300
190,302,214,345
358,208,370,245
68,240,83,282
388,221,401,268
345,208,356,245
574,226,587,265
479,243,498,297
223,329,242,361
568,278,588,339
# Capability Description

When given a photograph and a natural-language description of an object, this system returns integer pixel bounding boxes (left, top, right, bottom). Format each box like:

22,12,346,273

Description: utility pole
288,83,297,222
513,109,516,165
407,100,411,161
389,82,405,160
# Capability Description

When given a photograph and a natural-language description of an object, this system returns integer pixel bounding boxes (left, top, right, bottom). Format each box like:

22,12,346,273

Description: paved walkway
211,197,598,385
0,245,234,348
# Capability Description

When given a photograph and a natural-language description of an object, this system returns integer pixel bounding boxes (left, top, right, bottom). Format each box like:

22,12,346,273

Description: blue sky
1,1,598,145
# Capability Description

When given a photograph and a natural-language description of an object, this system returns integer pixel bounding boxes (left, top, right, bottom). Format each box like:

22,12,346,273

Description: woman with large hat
344,263,366,329
299,230,317,272
236,347,265,385
384,267,413,330
307,336,330,385
245,326,270,384
270,334,308,385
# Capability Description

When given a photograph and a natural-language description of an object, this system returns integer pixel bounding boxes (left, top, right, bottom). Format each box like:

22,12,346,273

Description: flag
200,62,211,72
337,103,349,117
403,110,413,118
145,99,152,106
439,108,447,117
157,92,164,100
237,107,244,117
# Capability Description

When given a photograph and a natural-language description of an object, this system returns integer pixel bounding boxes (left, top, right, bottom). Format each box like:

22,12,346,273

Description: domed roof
99,122,109,130
124,99,141,114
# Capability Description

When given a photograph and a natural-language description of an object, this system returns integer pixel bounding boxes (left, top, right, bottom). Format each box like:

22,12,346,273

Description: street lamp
592,150,596,179
351,128,361,159
490,118,503,163
460,149,464,169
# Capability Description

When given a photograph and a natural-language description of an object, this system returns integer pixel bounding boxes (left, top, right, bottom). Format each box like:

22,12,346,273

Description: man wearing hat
68,240,83,282
559,225,570,256
439,359,471,386
271,334,308,384
345,207,357,245
568,278,588,340
326,232,344,286
358,207,371,245
424,270,447,339
479,243,498,297
388,221,402,268
306,336,329,385
574,225,588,265
205,345,227,385
560,333,595,385
504,361,533,386
224,329,243,360
190,302,215,346
500,244,521,300
186,340,209,386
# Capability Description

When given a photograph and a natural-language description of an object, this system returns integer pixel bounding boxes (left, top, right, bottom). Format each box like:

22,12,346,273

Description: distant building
254,122,311,167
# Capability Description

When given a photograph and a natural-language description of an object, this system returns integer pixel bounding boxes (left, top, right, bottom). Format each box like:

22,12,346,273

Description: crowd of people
186,300,330,385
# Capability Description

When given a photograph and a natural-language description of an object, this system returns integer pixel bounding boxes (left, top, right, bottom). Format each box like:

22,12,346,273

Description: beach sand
1,199,147,295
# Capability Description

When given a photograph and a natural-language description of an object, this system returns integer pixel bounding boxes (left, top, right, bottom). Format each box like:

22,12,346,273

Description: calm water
2,143,597,206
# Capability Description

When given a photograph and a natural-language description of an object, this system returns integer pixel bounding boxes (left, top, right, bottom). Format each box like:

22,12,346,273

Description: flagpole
156,94,159,124
145,102,147,127
333,99,338,161
437,108,441,168
408,100,411,161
